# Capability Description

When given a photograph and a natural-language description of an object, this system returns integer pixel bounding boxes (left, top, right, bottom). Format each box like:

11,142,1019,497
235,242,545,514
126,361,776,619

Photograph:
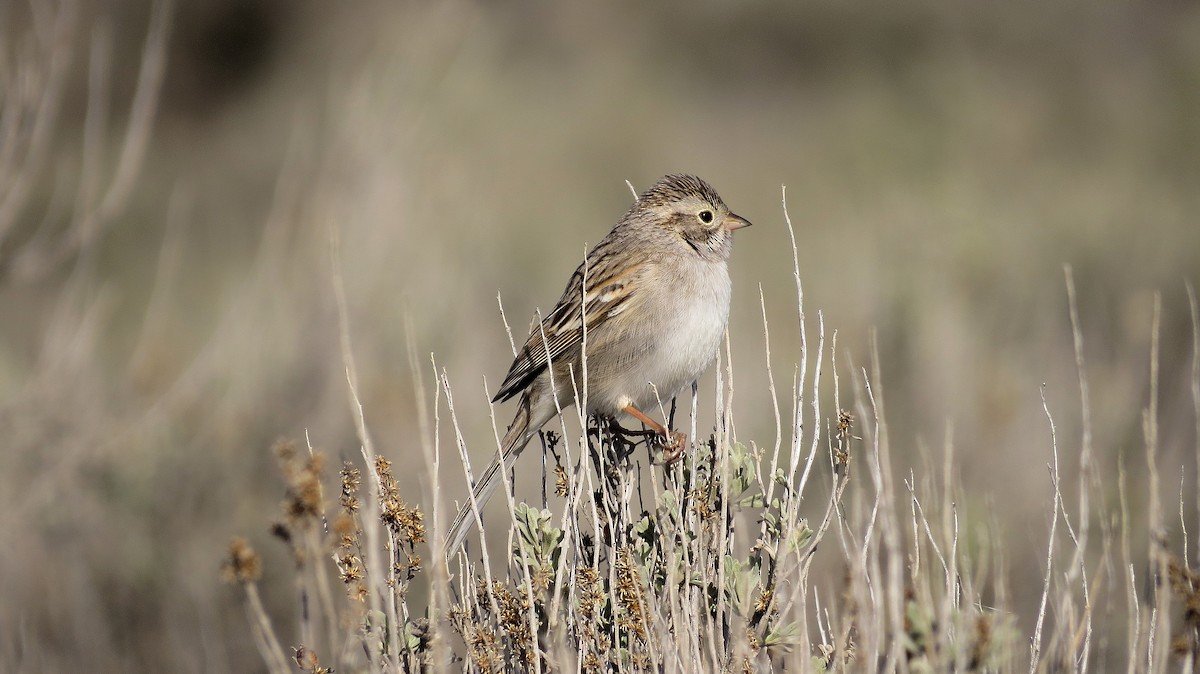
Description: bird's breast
648,262,731,379
602,259,732,413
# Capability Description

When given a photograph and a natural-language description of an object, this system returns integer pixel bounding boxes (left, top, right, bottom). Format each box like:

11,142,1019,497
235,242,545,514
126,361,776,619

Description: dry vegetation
219,225,1200,672
2,1,1199,672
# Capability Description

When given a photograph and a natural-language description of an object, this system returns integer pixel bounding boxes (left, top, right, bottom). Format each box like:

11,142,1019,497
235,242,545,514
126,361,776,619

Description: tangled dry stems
225,262,1200,673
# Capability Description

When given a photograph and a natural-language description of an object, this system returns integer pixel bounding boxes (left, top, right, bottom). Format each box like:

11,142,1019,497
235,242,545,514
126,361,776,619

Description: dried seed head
220,536,262,584
293,645,318,670
375,456,426,544
340,461,361,512
554,464,569,497
273,440,326,528
333,511,356,545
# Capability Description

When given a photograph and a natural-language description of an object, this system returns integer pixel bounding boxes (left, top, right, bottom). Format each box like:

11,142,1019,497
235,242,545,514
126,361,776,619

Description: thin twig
1031,384,1060,673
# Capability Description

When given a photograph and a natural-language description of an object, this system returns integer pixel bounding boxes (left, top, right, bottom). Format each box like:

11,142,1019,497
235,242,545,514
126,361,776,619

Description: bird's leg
621,404,687,464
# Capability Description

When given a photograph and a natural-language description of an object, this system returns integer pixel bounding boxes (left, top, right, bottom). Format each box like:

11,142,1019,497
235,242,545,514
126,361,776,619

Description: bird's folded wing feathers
492,251,646,403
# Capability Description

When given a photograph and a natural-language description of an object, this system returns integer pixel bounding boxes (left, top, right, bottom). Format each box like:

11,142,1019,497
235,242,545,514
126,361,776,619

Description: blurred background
2,0,1198,670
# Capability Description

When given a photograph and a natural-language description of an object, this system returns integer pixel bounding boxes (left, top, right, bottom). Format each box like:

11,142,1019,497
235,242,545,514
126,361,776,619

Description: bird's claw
653,431,688,465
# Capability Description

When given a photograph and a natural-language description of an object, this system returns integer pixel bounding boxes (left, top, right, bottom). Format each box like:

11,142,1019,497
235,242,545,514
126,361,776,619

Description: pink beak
724,212,752,231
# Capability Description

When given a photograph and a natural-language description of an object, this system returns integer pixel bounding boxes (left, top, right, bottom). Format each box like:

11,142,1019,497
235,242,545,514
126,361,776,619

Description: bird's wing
492,249,647,403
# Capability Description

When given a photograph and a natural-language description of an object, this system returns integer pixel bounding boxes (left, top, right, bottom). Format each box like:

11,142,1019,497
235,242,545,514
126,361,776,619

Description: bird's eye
698,210,714,223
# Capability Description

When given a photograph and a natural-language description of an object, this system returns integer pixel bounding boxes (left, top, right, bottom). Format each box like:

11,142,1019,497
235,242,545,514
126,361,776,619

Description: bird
444,174,751,554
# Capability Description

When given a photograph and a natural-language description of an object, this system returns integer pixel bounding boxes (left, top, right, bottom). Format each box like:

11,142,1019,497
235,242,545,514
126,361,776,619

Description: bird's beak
724,212,752,231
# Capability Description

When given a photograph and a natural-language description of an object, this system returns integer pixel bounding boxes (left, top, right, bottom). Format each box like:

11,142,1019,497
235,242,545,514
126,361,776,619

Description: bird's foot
653,430,688,465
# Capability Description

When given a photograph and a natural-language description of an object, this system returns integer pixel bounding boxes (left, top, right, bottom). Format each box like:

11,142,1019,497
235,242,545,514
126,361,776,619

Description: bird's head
631,174,751,261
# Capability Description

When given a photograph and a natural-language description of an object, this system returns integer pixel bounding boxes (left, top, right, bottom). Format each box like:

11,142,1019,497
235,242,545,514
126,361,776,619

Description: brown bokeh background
2,1,1198,670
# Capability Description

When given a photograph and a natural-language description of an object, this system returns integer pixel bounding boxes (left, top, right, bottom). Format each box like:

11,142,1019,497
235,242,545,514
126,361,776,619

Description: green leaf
512,502,563,566
723,555,760,616
764,620,803,648
658,490,678,516
787,519,813,552
736,493,765,508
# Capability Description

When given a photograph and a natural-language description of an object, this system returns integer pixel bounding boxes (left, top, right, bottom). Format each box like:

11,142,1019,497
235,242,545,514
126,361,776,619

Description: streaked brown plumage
446,174,750,554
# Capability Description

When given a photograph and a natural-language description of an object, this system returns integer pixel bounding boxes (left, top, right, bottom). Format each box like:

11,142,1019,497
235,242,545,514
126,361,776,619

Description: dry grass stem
225,218,1200,672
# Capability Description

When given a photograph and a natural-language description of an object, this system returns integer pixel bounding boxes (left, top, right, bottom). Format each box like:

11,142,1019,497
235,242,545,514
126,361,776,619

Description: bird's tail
443,394,544,555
